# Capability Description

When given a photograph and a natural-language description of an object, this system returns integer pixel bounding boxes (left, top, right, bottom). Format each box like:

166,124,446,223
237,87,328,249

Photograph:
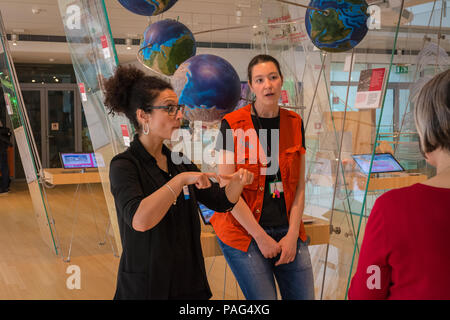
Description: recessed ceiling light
11,34,18,46
125,38,132,50
49,58,55,62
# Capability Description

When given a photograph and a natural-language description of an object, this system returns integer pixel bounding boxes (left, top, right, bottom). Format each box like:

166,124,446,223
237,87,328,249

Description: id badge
269,181,284,198
183,185,190,200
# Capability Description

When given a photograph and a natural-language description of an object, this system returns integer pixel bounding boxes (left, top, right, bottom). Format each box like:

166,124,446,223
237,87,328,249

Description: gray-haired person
349,69,450,299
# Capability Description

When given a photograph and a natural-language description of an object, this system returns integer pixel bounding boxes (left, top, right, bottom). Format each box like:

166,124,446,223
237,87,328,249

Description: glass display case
53,0,448,299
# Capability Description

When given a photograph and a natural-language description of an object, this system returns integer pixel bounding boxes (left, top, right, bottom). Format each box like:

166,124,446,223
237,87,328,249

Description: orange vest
210,104,307,252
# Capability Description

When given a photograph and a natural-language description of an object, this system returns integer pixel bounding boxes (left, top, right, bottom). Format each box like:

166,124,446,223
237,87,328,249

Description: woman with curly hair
104,65,254,300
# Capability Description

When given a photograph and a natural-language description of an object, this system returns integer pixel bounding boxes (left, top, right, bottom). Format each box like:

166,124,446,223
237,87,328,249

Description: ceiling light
125,38,132,50
11,34,17,46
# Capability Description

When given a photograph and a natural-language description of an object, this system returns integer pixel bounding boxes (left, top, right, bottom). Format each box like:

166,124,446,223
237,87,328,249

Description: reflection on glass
22,91,42,158
47,90,75,168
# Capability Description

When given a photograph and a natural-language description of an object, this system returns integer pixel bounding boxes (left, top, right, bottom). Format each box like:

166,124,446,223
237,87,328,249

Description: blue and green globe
172,54,241,123
139,19,196,76
305,0,369,52
118,0,178,16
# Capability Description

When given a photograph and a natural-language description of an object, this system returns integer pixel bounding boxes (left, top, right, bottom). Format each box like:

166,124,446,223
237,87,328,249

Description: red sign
78,83,85,93
121,124,130,146
120,124,129,138
78,83,87,101
332,96,340,104
281,90,289,104
100,35,108,49
369,68,386,91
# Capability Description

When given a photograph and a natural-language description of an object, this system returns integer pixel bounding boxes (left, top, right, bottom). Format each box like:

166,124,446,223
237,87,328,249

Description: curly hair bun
104,65,145,115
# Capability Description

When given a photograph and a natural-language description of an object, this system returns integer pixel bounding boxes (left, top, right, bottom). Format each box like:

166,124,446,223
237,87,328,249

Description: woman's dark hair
247,54,283,84
103,65,173,131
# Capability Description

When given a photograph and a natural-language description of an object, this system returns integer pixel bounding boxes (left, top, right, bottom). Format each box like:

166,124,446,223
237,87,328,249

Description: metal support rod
320,48,355,300
276,0,329,14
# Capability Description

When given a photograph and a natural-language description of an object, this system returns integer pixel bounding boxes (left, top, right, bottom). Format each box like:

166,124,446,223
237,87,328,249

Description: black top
0,126,12,153
215,112,305,227
109,135,235,300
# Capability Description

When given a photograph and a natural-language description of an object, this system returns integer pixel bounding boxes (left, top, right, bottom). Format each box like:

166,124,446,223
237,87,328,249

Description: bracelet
165,184,178,205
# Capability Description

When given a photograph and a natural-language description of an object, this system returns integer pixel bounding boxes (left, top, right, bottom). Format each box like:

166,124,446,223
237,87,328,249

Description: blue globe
172,54,241,123
118,0,178,16
139,19,196,76
305,0,369,52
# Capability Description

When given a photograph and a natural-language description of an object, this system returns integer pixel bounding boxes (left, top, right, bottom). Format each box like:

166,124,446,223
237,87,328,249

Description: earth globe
305,0,369,52
118,0,178,16
172,54,241,123
138,19,196,76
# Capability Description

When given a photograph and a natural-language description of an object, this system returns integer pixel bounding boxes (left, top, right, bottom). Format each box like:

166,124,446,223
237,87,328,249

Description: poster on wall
355,68,386,109
267,14,307,44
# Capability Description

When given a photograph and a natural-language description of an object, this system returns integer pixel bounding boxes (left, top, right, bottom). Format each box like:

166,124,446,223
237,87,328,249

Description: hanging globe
118,0,178,16
305,0,369,52
138,19,196,76
172,54,241,123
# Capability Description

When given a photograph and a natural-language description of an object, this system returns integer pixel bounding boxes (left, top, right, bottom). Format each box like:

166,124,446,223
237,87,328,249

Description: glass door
20,84,81,169
47,89,76,168
18,89,43,178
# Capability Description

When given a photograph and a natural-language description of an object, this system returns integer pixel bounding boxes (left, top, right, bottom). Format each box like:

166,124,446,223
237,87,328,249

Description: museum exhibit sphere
118,0,178,16
138,19,196,76
172,54,241,122
305,0,369,52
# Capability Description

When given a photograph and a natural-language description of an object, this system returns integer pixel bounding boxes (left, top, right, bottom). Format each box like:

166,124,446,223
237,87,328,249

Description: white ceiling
0,0,447,65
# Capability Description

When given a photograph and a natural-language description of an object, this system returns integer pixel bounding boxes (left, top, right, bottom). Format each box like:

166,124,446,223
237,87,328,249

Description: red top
348,183,450,300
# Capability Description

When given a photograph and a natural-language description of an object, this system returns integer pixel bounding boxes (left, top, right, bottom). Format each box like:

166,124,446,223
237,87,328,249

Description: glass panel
22,91,42,161
0,92,5,125
376,89,394,134
47,90,75,168
58,0,132,255
81,111,94,153
0,12,60,254
330,85,358,111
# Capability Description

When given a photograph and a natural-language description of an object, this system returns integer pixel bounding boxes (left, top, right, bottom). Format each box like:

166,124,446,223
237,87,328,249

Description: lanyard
251,102,281,185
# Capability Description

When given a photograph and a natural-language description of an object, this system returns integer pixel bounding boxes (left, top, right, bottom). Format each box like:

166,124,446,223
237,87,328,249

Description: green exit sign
396,66,409,74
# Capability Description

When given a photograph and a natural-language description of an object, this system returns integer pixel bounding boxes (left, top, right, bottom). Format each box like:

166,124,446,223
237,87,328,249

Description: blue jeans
217,225,315,300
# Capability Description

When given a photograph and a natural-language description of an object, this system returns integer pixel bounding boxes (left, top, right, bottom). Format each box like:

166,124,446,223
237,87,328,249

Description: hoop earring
143,122,150,135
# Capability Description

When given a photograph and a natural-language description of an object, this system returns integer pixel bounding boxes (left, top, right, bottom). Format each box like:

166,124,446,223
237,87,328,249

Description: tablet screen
352,153,404,175
198,202,214,225
60,152,98,169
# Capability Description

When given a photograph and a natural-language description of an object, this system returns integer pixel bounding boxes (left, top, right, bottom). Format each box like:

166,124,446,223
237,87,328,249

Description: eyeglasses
143,104,185,116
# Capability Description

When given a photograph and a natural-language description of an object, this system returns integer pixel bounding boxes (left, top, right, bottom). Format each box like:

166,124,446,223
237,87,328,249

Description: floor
0,181,246,299
0,180,364,300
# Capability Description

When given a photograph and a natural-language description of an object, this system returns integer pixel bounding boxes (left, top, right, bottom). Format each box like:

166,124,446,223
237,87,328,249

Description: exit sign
396,65,408,74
